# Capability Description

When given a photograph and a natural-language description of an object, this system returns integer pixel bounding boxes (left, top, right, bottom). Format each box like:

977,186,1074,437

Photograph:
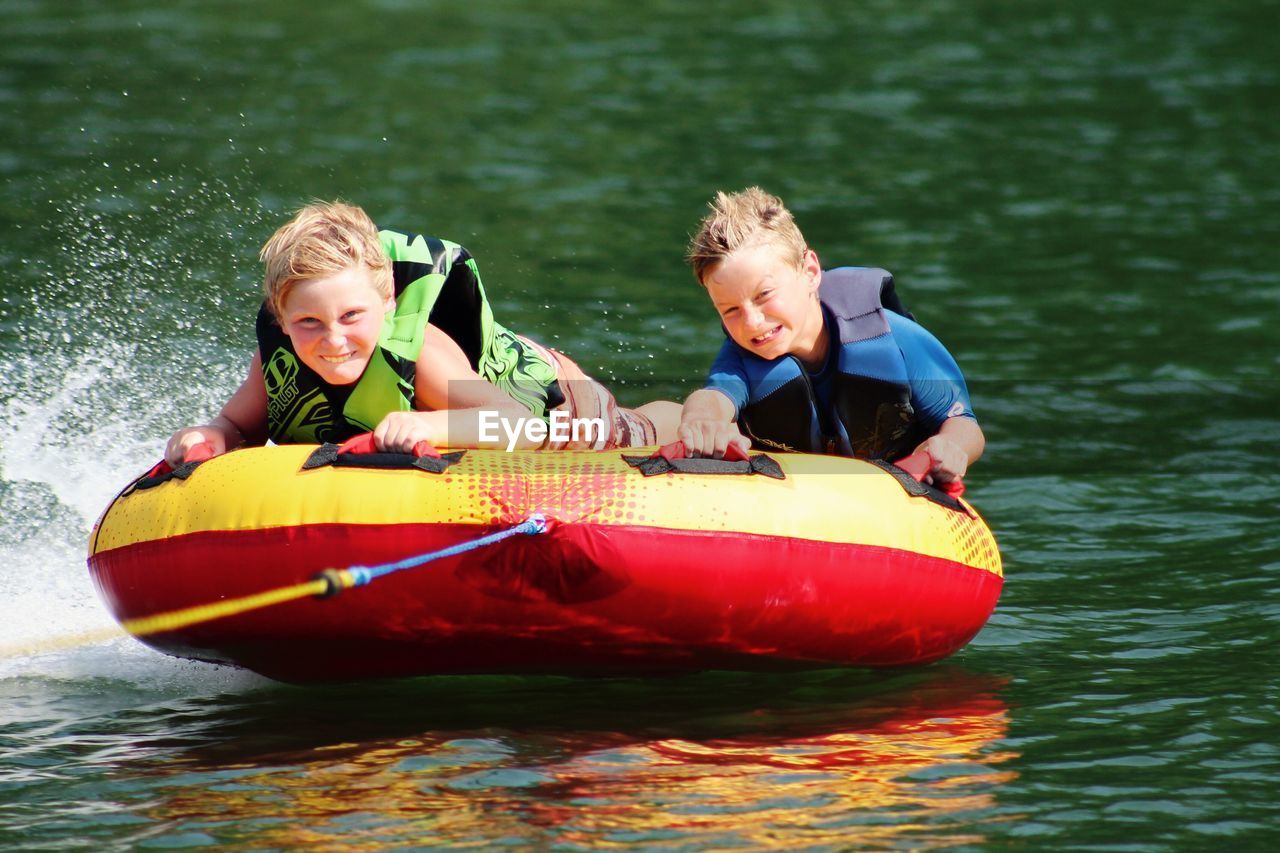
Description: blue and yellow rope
3,515,547,660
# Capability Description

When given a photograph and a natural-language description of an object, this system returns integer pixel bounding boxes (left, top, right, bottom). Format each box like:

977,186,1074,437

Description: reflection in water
129,668,1015,848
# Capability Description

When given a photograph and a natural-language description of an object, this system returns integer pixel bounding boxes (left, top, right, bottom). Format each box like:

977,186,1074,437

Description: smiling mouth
318,353,355,364
751,326,782,346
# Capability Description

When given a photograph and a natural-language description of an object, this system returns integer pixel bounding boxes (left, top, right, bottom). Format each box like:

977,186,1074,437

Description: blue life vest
734,267,927,459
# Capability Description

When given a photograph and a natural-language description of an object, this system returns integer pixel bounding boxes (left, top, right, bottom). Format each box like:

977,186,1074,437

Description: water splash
0,180,273,694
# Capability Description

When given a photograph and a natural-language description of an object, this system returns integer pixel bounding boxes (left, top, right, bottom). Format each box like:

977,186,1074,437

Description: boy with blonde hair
167,202,677,464
678,187,983,486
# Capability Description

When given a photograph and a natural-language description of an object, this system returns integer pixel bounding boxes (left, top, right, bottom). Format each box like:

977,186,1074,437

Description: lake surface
3,0,1278,848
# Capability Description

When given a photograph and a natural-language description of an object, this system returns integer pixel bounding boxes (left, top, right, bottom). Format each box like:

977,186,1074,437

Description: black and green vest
257,229,563,444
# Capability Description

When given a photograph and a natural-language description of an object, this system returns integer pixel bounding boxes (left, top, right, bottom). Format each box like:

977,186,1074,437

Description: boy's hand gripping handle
894,449,965,498
337,431,441,459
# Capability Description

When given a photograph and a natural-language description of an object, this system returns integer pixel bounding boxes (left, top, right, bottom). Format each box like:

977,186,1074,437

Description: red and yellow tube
88,445,1002,682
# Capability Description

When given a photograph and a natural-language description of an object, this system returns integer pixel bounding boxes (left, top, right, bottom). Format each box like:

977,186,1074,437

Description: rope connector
525,512,549,534
313,568,352,599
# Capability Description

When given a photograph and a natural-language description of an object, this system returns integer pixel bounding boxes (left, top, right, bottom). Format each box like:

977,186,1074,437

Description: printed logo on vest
264,349,301,425
280,388,337,444
297,395,335,435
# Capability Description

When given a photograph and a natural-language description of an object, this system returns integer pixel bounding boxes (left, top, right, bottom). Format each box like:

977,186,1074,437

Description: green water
3,0,1278,848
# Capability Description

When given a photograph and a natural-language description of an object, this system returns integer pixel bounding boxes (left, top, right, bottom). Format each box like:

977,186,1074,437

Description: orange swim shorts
519,337,657,450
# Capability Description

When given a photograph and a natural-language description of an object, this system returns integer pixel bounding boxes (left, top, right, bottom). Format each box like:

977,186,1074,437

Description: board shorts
518,337,657,450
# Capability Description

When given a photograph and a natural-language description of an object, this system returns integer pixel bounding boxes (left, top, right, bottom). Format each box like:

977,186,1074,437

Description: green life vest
257,229,563,445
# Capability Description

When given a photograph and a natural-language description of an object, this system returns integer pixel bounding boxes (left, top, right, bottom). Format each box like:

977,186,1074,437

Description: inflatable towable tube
87,444,1002,682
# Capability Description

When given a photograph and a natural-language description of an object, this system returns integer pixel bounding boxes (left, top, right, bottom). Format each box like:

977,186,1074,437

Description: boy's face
704,244,825,365
278,265,395,386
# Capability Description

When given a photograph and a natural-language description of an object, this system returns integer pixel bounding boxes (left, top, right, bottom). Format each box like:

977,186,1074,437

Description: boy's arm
915,415,984,485
165,352,269,466
678,388,750,458
678,340,752,458
887,313,984,483
374,323,544,451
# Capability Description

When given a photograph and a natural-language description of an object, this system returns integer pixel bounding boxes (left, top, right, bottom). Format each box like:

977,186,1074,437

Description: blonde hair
685,187,807,284
259,201,393,320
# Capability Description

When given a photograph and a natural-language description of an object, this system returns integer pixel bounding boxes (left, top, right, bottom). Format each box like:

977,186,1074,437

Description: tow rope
1,514,549,660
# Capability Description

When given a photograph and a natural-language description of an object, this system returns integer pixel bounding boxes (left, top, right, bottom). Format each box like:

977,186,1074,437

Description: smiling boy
166,202,677,465
677,187,984,486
